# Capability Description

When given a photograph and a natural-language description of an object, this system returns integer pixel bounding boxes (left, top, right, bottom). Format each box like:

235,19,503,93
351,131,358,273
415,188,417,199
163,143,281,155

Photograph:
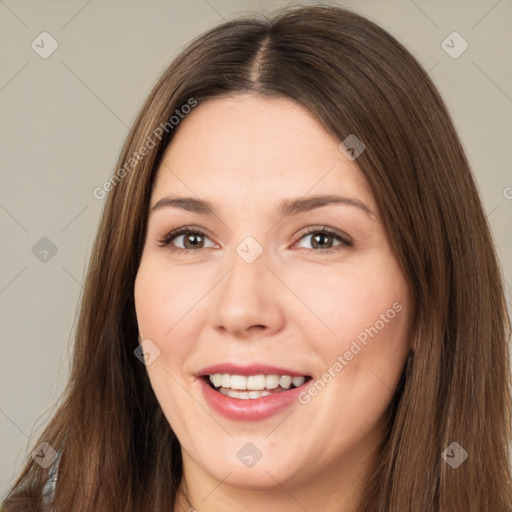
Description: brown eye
158,227,215,252
181,232,206,249
309,232,337,249
295,227,352,252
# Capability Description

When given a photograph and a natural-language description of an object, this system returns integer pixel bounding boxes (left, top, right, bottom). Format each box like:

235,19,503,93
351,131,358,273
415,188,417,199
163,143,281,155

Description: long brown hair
3,5,511,511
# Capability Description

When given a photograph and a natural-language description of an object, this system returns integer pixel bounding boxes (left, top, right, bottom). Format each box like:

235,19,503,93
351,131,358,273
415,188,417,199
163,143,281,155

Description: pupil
185,234,202,248
312,233,332,249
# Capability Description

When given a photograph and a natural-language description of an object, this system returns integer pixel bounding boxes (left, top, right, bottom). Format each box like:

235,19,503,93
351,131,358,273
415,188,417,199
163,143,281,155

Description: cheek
295,268,410,443
290,256,411,409
289,261,406,345
134,262,202,427
134,258,206,339
134,261,200,393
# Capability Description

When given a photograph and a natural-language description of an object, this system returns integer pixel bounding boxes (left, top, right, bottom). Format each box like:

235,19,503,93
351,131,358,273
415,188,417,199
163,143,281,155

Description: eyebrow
150,194,375,218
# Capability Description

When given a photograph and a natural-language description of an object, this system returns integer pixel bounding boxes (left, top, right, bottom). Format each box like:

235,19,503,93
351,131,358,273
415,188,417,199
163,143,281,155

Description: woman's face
134,94,411,497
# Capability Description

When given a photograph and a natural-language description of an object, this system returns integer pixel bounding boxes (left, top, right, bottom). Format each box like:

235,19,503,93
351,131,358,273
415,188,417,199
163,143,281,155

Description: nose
208,243,285,339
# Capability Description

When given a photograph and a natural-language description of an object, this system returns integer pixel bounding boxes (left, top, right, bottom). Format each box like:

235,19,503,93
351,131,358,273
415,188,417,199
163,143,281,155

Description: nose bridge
208,236,284,336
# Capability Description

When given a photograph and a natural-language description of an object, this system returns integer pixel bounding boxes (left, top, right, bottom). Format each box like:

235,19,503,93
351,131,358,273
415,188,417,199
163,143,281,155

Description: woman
3,5,511,512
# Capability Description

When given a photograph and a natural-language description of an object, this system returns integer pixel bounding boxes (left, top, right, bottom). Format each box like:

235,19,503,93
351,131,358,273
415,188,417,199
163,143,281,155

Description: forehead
151,94,375,213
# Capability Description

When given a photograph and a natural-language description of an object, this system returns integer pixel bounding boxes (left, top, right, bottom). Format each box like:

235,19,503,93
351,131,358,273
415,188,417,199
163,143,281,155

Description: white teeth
219,388,272,399
279,375,292,389
249,390,269,399
265,375,280,389
210,374,223,388
247,374,266,390
208,373,308,393
230,375,247,390
292,376,306,387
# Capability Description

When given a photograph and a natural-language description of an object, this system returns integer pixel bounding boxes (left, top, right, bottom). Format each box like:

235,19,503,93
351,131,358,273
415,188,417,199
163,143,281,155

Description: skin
134,94,412,512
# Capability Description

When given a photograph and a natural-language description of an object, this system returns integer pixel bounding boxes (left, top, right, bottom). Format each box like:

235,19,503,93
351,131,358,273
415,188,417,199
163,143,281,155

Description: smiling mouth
203,373,312,400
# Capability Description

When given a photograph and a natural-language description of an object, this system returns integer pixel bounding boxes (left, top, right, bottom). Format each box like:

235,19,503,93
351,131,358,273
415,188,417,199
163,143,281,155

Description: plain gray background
1,0,511,498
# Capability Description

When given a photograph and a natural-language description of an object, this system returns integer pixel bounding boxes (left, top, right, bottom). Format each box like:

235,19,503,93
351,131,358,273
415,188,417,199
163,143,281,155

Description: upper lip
197,363,311,378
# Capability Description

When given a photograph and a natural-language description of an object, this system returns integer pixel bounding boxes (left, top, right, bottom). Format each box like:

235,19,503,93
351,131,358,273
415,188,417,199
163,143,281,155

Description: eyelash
156,225,353,255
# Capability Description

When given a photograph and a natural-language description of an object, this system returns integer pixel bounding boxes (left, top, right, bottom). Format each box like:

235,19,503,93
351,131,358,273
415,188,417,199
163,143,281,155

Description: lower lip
199,378,309,421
